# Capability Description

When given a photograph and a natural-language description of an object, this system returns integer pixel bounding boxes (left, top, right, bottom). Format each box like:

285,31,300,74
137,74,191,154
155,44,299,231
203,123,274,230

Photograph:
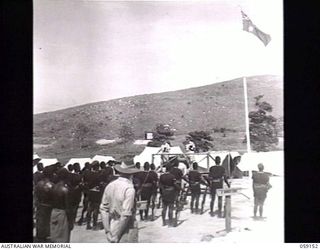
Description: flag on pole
241,10,271,46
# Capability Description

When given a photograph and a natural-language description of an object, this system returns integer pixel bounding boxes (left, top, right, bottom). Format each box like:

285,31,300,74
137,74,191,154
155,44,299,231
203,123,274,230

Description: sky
34,0,283,114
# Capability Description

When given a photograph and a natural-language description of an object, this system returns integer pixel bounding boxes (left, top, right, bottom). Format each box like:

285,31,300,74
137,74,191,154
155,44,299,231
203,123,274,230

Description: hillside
33,75,283,162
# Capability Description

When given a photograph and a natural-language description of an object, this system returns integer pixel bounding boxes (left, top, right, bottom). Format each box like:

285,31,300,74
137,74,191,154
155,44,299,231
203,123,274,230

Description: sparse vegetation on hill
33,75,283,161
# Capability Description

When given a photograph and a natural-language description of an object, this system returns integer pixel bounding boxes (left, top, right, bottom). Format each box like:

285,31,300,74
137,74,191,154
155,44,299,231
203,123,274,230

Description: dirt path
70,176,283,243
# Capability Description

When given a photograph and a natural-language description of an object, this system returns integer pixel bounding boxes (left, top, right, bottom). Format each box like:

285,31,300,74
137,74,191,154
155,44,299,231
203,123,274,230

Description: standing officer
100,158,140,243
205,156,230,217
252,163,272,218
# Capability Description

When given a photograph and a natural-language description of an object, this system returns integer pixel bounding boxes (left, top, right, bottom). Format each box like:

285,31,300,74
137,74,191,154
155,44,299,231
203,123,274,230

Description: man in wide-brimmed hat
100,157,141,243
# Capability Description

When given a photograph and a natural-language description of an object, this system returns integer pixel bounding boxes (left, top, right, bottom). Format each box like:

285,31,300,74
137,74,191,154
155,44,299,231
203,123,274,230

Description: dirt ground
70,176,284,243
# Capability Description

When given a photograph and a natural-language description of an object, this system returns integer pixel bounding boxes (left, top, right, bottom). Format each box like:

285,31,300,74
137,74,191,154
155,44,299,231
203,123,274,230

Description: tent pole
243,76,251,153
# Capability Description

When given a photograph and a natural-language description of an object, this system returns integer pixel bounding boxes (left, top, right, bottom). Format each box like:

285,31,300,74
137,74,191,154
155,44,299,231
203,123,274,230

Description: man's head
135,162,141,169
143,162,150,171
258,163,264,171
114,156,141,178
73,163,81,173
150,163,156,171
215,156,221,165
84,162,91,170
192,162,198,170
100,161,106,169
91,161,100,171
37,163,44,172
67,164,74,172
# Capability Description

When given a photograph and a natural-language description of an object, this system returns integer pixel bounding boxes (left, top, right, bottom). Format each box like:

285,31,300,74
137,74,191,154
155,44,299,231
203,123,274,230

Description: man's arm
100,189,110,234
111,188,135,242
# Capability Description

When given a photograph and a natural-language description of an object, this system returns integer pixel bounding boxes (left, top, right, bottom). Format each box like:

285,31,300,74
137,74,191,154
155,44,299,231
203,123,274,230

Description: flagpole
243,76,251,153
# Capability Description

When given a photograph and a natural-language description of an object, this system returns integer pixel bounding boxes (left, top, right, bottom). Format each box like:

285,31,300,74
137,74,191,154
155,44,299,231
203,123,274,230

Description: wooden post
207,153,210,169
225,195,231,232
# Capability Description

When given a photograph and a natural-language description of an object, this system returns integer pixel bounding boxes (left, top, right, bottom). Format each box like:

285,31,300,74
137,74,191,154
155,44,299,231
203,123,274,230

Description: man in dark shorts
185,162,204,214
77,162,91,225
159,166,181,227
252,163,272,218
205,156,230,217
34,167,54,242
149,163,159,220
50,168,73,243
134,162,158,221
68,163,82,229
86,161,103,230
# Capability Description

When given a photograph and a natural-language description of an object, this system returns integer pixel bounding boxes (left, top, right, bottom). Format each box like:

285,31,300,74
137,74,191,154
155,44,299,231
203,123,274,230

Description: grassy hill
33,75,283,163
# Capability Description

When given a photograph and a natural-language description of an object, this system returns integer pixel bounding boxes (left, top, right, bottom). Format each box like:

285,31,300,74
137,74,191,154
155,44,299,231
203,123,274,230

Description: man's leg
78,193,88,225
195,193,200,213
86,199,93,230
162,202,168,226
168,203,174,226
190,192,195,213
254,197,258,217
92,202,100,230
210,189,216,215
217,195,223,217
259,205,263,217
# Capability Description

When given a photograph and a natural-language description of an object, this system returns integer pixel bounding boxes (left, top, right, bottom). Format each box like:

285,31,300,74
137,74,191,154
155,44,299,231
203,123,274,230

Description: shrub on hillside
185,130,214,152
244,95,279,152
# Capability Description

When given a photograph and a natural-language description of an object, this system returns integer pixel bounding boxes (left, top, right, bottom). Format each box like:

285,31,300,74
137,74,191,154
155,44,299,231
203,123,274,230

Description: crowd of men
33,154,271,243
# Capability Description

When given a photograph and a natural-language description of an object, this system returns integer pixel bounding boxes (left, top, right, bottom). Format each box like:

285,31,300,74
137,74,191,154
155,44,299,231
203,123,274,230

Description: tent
91,155,115,163
65,158,93,170
237,151,284,176
33,158,59,173
33,154,40,160
134,146,184,167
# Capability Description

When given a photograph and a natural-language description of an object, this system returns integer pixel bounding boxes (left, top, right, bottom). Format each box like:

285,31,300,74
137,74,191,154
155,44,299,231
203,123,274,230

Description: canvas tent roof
65,158,93,170
33,154,40,160
134,146,184,167
237,151,284,176
91,155,115,163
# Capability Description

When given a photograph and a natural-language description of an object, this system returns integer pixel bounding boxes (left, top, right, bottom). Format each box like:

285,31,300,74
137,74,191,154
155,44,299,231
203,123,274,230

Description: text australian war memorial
33,0,284,244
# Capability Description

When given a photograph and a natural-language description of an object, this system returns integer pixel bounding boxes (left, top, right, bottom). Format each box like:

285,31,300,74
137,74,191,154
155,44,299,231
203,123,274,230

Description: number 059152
300,244,318,248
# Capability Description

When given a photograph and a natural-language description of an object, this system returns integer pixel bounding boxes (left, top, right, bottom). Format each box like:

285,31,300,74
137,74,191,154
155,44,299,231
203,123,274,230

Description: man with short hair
159,166,180,227
34,163,44,186
77,162,91,225
100,159,140,243
185,162,203,214
34,167,54,242
86,161,103,230
134,162,156,221
252,163,272,218
149,163,159,220
50,168,73,243
68,163,82,229
206,156,230,217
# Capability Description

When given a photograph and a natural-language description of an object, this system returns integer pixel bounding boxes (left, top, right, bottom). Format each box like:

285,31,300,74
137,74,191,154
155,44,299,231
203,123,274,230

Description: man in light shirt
100,158,141,243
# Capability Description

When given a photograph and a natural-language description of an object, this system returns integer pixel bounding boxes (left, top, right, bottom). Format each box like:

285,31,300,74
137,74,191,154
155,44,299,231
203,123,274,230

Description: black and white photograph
33,0,283,244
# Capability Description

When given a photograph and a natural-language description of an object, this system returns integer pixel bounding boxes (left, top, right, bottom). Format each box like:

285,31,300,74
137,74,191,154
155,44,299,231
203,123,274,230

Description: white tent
65,158,93,170
237,151,284,176
134,146,184,167
33,154,40,160
91,155,115,163
33,158,59,173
